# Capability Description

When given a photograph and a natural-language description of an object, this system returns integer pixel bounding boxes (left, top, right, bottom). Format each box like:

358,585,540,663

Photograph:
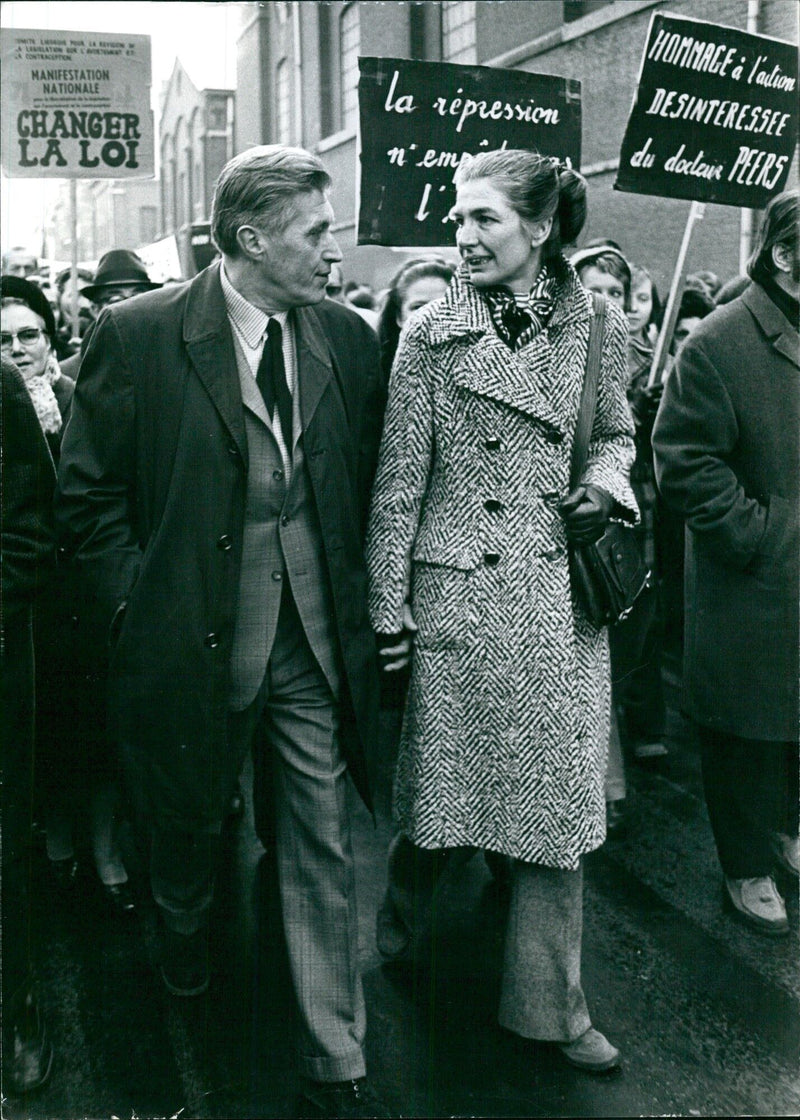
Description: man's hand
376,603,417,672
558,484,614,544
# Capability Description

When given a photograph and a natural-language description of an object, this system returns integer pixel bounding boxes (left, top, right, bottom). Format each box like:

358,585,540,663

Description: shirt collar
220,261,289,347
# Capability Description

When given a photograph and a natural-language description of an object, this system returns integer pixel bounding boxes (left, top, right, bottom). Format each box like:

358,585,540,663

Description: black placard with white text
357,57,581,246
615,13,798,209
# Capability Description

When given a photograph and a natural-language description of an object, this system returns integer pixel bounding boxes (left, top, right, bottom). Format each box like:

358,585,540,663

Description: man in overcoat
55,145,386,1116
653,190,799,937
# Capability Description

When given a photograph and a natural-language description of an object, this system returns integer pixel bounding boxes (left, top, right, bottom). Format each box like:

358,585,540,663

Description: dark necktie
255,317,293,452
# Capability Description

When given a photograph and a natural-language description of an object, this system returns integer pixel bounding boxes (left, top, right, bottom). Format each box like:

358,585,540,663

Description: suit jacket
55,262,386,826
653,281,799,740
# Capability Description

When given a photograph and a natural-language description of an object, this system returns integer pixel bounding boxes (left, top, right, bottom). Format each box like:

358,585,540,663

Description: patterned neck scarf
482,265,558,350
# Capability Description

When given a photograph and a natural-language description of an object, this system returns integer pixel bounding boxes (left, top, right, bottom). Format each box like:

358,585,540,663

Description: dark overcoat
652,282,799,741
55,263,386,827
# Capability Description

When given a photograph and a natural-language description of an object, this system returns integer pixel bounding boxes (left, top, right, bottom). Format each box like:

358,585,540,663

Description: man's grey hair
210,145,331,256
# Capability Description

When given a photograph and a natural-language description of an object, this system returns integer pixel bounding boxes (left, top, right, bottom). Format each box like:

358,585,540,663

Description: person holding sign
367,149,637,1073
652,190,799,937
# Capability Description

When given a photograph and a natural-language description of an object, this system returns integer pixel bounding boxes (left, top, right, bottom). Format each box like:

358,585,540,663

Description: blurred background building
237,0,799,292
32,1,800,288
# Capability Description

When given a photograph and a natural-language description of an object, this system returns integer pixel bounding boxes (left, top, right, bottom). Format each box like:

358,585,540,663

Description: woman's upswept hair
747,190,799,286
454,148,587,279
211,145,331,256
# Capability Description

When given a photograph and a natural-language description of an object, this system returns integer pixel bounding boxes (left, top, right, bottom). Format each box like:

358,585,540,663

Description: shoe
49,855,79,890
376,896,412,962
160,926,210,996
605,800,627,839
559,1027,621,1073
298,1077,390,1118
724,875,789,936
6,994,53,1097
226,781,245,821
101,881,136,914
771,833,800,878
633,740,668,761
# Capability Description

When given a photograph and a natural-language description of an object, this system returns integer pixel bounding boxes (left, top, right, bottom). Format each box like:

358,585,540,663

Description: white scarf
22,353,63,435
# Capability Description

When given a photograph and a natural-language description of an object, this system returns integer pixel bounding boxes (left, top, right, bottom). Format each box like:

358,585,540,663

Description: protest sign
1,27,154,178
615,13,798,209
357,57,581,246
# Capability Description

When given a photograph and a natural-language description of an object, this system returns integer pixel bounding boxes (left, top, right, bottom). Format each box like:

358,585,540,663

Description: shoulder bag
568,292,650,627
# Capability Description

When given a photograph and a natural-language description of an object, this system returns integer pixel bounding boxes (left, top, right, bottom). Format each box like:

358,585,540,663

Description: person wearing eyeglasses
1,275,74,461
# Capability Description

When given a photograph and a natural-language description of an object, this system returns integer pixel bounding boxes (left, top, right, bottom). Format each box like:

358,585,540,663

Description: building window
442,1,477,65
339,2,360,131
563,1,611,23
276,58,291,143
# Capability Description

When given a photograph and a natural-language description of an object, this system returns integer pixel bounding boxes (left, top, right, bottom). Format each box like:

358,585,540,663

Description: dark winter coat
652,281,799,741
54,263,386,827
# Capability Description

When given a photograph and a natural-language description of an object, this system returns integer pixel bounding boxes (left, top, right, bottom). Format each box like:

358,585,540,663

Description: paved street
6,664,799,1119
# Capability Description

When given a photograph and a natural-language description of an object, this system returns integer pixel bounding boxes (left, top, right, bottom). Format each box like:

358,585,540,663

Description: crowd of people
1,144,797,1116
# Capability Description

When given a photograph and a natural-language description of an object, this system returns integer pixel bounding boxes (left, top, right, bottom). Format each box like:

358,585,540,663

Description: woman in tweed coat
366,150,637,1072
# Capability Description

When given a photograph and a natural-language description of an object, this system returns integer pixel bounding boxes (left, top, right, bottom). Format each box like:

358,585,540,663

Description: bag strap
569,291,606,492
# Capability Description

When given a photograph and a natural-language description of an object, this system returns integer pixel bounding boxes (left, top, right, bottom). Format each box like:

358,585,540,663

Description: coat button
484,499,503,514
205,633,219,649
227,443,238,458
544,429,564,445
281,515,290,526
483,552,501,567
217,534,233,551
543,548,561,561
273,469,284,481
484,437,501,450
271,570,282,582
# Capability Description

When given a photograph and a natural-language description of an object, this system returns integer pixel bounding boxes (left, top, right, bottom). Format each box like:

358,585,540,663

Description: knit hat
1,274,57,339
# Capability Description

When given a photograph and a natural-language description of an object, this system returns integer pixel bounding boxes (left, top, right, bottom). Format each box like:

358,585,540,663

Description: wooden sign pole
68,177,80,348
647,200,706,387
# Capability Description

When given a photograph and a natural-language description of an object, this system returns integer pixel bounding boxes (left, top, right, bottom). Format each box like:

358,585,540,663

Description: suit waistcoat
228,328,340,710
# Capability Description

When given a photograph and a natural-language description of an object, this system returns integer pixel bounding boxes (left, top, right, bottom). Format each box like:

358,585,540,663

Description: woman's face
1,302,51,380
628,277,654,335
451,178,544,293
397,275,450,326
579,265,626,310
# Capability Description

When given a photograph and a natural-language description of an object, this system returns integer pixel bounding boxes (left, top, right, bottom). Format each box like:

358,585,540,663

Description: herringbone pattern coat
367,266,637,868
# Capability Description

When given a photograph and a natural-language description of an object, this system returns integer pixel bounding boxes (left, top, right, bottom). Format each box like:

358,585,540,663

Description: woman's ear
530,216,554,248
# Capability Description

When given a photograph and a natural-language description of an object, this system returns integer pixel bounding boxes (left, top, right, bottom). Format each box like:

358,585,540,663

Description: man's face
4,250,38,278
255,189,342,310
92,284,151,310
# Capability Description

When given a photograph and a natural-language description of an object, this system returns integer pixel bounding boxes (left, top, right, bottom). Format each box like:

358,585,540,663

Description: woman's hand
558,485,614,544
376,604,418,671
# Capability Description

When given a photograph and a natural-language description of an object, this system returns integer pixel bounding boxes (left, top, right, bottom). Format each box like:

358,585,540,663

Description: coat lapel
743,282,800,371
441,267,591,435
294,306,333,432
183,263,247,458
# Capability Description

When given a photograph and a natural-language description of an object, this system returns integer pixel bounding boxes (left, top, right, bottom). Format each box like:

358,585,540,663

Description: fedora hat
1,273,57,339
81,249,161,299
